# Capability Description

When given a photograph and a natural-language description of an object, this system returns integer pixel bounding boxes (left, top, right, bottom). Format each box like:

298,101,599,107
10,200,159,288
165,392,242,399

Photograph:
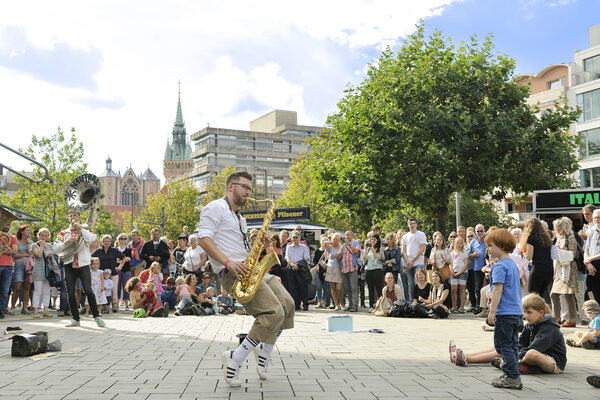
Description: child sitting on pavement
216,288,235,314
200,286,217,315
567,300,600,349
450,293,566,375
125,277,168,317
174,276,193,316
161,277,177,310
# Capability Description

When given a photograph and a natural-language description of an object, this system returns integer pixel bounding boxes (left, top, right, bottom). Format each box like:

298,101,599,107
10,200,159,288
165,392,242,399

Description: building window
507,203,514,213
525,202,533,212
579,127,600,159
577,89,600,122
547,78,566,90
584,55,600,81
579,167,600,188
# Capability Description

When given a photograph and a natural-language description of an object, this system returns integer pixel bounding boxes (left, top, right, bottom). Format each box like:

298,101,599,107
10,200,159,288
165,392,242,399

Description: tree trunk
435,200,449,237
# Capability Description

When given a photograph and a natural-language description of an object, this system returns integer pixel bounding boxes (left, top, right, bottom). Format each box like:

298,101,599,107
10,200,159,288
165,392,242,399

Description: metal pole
130,192,134,230
264,170,267,199
160,206,165,236
455,192,461,229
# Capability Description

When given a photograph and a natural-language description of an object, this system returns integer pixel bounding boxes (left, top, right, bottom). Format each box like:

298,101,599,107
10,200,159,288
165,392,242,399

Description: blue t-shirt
468,238,486,271
489,257,522,316
590,314,600,330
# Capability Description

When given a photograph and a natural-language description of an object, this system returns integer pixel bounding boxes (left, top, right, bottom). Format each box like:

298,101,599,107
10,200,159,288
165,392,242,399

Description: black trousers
285,269,308,309
474,270,485,307
358,275,366,306
466,269,476,308
365,269,384,308
64,263,99,321
585,272,600,303
528,267,553,304
413,303,450,318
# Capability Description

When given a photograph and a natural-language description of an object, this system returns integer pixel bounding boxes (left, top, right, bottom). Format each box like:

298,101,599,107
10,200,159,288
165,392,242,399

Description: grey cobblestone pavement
0,308,598,399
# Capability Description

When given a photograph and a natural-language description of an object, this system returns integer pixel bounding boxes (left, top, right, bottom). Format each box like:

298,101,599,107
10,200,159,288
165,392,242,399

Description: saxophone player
198,171,294,387
54,210,105,327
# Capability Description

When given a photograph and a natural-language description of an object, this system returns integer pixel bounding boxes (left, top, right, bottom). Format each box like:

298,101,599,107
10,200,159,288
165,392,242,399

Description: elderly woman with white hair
91,234,125,312
550,217,579,327
183,234,207,279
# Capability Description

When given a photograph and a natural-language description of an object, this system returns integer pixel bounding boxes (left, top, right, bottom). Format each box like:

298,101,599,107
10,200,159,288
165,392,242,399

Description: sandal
455,349,467,366
449,339,457,363
57,311,65,317
566,338,576,347
490,357,503,369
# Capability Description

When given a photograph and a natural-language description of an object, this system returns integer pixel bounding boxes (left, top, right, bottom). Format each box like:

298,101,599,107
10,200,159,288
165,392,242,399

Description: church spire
174,79,184,129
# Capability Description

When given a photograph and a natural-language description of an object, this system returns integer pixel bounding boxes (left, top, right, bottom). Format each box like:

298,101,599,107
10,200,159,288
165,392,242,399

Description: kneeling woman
414,270,451,318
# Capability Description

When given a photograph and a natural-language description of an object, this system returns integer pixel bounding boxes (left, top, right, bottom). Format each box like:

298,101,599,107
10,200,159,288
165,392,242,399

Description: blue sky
0,0,598,183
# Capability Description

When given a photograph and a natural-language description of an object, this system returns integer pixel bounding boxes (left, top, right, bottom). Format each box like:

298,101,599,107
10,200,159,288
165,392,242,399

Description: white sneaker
253,343,270,380
222,350,242,387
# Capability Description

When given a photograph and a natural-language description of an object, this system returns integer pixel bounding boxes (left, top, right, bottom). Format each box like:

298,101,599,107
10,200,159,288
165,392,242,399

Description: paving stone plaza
0,309,598,400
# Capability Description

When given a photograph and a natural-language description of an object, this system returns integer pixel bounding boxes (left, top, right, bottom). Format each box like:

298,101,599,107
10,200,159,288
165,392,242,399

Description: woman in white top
183,235,207,278
449,237,469,313
429,232,451,283
325,233,343,311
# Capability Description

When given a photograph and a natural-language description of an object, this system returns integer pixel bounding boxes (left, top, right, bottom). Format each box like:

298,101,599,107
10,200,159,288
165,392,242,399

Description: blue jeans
406,264,423,298
493,315,523,379
315,273,331,303
398,271,410,301
0,265,14,313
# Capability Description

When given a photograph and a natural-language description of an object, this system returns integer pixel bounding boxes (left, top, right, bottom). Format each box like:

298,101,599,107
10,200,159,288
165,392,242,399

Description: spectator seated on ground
372,272,404,317
198,272,217,294
200,286,217,315
414,270,451,318
567,300,600,349
161,277,177,310
125,277,168,317
216,288,235,314
450,293,567,375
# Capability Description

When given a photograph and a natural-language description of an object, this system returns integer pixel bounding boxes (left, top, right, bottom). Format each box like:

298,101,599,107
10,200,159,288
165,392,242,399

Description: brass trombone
0,142,50,184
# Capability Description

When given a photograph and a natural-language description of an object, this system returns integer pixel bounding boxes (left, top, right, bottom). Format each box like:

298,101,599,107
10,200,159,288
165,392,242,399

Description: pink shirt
150,274,163,295
178,284,190,297
0,234,17,266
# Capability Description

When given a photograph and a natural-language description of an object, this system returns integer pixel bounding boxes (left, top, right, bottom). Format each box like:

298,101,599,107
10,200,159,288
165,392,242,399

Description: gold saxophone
231,198,280,303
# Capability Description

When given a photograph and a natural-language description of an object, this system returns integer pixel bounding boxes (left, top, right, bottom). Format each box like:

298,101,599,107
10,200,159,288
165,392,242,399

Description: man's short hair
226,171,254,186
131,229,139,236
583,204,596,213
166,277,176,285
371,225,380,231
291,230,301,238
407,218,417,224
484,228,516,253
151,228,160,234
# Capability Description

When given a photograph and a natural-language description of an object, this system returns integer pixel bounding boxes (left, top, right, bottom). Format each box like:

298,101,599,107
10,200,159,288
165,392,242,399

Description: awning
247,221,331,231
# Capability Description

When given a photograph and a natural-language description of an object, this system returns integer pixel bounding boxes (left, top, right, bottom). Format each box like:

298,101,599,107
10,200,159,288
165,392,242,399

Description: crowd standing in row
0,203,599,389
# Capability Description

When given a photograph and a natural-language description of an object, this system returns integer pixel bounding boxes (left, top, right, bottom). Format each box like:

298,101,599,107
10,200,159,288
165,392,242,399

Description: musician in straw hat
54,210,105,327
198,171,294,387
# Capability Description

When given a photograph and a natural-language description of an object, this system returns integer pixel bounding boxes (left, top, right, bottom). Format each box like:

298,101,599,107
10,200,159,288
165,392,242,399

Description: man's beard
232,191,247,207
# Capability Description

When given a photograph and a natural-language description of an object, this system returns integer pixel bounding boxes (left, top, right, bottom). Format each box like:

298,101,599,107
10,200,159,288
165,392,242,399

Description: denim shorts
450,272,468,285
13,264,27,283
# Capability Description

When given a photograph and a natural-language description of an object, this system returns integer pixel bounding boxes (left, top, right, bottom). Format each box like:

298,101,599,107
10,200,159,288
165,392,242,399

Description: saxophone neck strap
222,196,250,251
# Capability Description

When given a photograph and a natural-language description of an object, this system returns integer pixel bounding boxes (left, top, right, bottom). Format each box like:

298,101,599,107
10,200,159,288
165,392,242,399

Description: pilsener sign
534,189,600,213
241,207,310,223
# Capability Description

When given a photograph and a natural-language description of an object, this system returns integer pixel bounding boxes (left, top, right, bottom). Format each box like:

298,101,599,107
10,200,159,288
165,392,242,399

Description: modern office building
189,110,322,199
568,24,600,188
496,24,600,223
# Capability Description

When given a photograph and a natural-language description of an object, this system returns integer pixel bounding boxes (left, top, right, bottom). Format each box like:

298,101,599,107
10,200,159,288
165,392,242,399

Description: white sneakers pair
222,343,270,387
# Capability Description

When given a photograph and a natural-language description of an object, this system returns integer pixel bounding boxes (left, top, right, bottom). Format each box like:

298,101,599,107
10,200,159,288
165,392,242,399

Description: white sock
232,336,258,364
261,342,275,356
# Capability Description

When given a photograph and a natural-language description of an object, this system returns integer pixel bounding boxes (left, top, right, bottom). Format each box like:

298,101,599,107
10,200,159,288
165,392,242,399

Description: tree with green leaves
0,128,88,235
313,24,579,234
136,178,200,240
201,165,236,207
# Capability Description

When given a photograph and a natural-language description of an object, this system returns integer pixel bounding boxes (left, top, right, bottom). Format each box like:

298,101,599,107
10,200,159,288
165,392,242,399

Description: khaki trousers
222,272,295,344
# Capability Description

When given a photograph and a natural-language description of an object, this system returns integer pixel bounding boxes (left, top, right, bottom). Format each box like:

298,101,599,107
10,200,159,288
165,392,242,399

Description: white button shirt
197,198,249,274
53,227,97,267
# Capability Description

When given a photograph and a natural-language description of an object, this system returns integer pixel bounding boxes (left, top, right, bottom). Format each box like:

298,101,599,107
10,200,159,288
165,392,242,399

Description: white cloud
0,0,460,184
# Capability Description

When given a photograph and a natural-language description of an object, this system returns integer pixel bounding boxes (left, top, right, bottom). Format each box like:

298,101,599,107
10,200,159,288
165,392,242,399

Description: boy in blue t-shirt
161,277,177,310
486,229,523,390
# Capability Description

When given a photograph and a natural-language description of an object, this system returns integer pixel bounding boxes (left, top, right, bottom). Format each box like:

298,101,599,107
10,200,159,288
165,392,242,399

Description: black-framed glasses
467,235,475,238
232,182,253,192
